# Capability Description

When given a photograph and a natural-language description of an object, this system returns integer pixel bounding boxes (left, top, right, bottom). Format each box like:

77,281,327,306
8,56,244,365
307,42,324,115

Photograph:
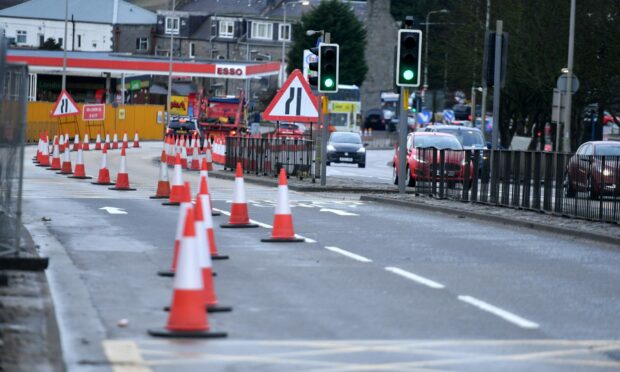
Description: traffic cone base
162,184,183,205
220,203,258,228
92,169,114,185
150,180,171,199
148,328,227,339
158,271,217,278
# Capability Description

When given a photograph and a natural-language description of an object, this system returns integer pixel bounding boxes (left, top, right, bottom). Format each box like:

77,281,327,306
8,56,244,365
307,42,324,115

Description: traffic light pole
320,95,328,186
491,20,502,150
397,86,408,194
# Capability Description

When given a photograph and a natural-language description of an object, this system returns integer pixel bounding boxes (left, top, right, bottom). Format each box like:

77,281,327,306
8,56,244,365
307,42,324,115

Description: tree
287,0,367,86
39,38,62,50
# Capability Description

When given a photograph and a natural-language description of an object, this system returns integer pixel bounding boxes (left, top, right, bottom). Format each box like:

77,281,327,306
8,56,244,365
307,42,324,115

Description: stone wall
360,0,398,121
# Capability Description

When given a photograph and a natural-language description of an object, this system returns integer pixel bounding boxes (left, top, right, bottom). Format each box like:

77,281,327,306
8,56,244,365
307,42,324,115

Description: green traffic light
403,69,415,81
323,78,335,89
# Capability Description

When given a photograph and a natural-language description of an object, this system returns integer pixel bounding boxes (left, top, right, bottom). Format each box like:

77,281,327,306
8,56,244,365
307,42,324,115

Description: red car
565,141,620,200
274,123,306,139
393,132,470,186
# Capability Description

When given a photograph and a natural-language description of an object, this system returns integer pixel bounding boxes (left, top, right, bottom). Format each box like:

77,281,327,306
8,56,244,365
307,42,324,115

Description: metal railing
225,137,315,179
410,148,620,224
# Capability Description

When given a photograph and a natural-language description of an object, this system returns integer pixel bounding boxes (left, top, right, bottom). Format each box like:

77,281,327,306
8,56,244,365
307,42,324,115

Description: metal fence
411,148,620,224
0,57,29,257
225,137,315,179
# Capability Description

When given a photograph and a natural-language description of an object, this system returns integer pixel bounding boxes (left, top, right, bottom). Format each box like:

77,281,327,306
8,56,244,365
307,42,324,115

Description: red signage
82,104,105,121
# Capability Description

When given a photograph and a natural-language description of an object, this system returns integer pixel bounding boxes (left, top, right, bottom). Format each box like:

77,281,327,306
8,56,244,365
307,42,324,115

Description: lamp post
422,9,449,102
280,0,309,87
165,0,176,137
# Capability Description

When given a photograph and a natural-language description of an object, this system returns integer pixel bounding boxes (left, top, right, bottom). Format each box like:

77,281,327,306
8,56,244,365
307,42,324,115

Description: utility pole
563,0,576,152
165,0,176,137
491,20,502,149
480,0,491,137
61,0,68,91
320,32,330,186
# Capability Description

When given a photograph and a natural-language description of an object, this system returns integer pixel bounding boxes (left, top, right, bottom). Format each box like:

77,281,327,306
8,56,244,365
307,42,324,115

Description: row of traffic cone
163,133,214,172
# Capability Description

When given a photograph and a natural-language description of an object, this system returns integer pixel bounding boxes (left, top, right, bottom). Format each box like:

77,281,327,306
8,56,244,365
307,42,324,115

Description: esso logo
216,67,244,76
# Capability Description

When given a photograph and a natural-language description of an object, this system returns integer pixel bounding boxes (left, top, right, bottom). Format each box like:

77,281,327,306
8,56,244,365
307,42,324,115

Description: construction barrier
26,102,165,142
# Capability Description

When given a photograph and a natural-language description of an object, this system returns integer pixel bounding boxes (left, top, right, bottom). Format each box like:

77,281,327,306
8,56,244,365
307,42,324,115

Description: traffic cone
69,143,92,179
180,146,188,169
205,142,214,171
133,132,140,148
149,208,227,338
112,133,119,150
220,162,258,228
105,133,111,149
95,133,102,150
162,153,185,206
198,190,228,260
83,133,90,151
109,147,136,191
166,136,175,166
189,147,200,170
195,195,231,310
48,138,61,170
187,135,195,157
150,150,171,199
64,133,70,149
261,168,304,242
72,134,80,151
198,158,220,217
34,137,42,163
121,132,129,149
37,138,50,167
57,144,73,175
158,182,192,277
91,147,115,185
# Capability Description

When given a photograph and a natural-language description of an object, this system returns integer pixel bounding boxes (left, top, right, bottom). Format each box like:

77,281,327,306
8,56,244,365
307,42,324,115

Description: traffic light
308,46,319,87
396,29,422,87
482,31,509,88
318,43,339,93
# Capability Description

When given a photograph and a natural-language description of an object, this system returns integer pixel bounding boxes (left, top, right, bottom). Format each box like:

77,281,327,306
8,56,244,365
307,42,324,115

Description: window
251,21,273,40
219,20,234,38
77,35,81,48
279,23,291,41
16,30,26,44
58,37,63,47
165,16,180,35
189,42,196,58
38,34,44,46
136,37,148,51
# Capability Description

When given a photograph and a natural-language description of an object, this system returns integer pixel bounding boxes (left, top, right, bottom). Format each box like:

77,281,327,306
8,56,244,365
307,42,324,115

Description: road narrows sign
51,90,80,118
263,69,319,123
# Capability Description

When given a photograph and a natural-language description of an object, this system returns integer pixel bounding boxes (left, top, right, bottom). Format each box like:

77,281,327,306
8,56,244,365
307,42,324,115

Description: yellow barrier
26,102,166,142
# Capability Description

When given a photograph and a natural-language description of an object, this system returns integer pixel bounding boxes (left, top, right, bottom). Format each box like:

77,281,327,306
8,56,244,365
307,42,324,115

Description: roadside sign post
398,86,408,194
491,20,503,150
321,95,328,186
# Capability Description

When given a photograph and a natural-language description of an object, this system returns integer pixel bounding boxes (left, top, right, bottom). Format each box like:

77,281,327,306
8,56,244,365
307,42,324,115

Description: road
22,142,620,371
326,149,394,184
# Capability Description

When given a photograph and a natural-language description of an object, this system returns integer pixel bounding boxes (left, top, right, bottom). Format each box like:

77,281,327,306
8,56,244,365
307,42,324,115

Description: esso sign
215,65,245,78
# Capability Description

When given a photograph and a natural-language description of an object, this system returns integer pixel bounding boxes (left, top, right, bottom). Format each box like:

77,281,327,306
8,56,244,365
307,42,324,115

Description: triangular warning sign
51,90,80,118
263,69,319,123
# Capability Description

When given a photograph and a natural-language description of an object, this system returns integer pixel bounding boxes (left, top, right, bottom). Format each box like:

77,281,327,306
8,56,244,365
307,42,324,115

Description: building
0,0,157,54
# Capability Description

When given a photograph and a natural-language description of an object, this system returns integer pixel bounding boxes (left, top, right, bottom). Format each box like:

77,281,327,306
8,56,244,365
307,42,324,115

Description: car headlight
603,169,612,176
462,159,468,165
357,147,366,153
412,155,427,164
327,144,336,152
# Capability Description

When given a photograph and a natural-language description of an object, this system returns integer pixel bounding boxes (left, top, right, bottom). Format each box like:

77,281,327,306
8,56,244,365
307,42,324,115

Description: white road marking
458,295,540,329
385,267,445,289
103,340,152,372
325,246,372,262
212,208,316,243
99,207,127,215
319,208,359,216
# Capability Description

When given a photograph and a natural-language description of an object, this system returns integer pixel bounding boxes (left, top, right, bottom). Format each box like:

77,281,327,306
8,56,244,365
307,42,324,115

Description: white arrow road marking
99,207,127,215
458,295,540,329
319,208,359,216
385,267,445,289
325,246,372,263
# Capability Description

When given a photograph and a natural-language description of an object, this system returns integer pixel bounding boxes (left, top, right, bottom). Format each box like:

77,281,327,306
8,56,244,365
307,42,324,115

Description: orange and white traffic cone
69,143,92,179
109,147,136,191
149,207,227,338
72,134,80,151
180,146,189,169
205,142,214,171
95,133,102,150
195,195,231,310
121,132,129,149
133,132,140,148
163,153,185,206
166,136,175,166
37,138,50,167
220,162,257,228
197,158,220,216
261,168,304,242
112,133,119,150
48,138,61,170
91,147,115,185
189,147,200,170
158,182,192,277
150,150,171,199
198,189,228,260
83,133,90,151
105,132,111,149
34,136,42,163
58,143,73,175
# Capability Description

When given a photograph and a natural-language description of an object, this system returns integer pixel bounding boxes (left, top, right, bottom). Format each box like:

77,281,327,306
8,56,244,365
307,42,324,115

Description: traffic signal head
396,29,422,87
318,43,339,93
308,46,319,87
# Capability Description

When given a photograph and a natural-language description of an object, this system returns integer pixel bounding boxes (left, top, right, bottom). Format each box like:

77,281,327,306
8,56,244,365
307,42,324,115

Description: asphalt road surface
22,142,620,371
326,149,394,184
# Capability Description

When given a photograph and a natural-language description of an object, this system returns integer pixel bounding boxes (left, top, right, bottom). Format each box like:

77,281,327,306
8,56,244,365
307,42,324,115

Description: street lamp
280,0,310,86
422,9,449,95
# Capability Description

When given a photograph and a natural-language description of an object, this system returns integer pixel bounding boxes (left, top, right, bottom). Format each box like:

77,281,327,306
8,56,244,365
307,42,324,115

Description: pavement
16,142,620,371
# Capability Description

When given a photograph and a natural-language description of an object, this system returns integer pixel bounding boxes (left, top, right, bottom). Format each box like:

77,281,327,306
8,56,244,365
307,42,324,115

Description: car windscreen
279,123,297,130
438,129,485,147
414,135,463,150
330,132,362,144
595,145,620,156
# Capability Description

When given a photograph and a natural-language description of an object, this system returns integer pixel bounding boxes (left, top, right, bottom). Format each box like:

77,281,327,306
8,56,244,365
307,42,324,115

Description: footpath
210,169,620,247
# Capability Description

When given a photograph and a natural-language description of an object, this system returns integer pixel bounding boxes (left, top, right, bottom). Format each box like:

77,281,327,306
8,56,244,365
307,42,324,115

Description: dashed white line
458,295,540,329
325,246,372,263
385,267,445,289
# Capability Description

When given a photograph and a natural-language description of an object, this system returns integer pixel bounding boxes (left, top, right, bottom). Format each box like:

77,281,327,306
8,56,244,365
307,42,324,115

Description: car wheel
564,174,576,197
393,166,398,185
407,167,415,187
358,163,365,168
326,161,331,166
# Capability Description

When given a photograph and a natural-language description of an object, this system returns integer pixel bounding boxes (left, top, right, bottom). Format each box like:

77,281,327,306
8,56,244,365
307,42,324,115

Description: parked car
166,117,200,140
274,123,306,139
565,141,620,200
423,125,487,150
326,131,366,168
393,132,471,186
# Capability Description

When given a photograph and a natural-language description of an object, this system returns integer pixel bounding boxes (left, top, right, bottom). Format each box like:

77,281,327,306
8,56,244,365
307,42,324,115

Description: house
0,0,157,54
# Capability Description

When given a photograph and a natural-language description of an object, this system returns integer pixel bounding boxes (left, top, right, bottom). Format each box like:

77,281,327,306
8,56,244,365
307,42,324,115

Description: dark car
326,132,366,168
565,141,620,200
166,117,200,140
364,108,383,130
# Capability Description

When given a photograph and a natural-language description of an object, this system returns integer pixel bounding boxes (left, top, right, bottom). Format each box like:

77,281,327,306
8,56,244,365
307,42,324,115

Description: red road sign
50,90,80,118
82,104,105,121
263,69,319,123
